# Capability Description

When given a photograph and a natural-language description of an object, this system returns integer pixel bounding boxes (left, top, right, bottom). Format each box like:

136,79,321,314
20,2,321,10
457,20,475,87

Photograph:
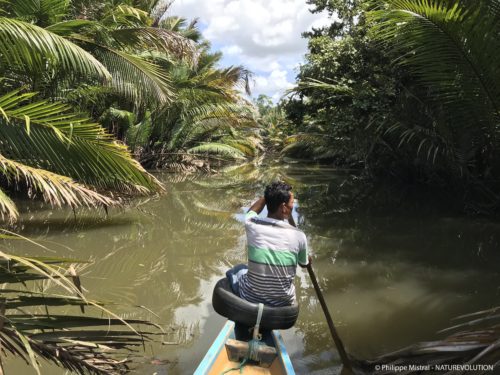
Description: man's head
264,181,294,219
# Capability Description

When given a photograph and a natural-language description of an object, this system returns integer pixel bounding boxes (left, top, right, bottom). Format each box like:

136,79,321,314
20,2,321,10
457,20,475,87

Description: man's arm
248,197,266,214
287,213,311,267
298,233,311,267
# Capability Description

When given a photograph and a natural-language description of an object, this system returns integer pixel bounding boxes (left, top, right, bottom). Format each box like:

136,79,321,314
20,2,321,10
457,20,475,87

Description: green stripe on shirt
248,245,298,267
298,248,308,265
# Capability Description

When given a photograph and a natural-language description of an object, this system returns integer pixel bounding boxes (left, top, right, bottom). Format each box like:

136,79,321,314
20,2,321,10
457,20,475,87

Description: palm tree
160,15,203,43
0,0,196,108
0,0,204,221
136,42,261,169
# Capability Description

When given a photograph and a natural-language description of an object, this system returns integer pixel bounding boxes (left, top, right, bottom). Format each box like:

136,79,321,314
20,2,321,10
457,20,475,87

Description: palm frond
222,138,258,157
281,132,336,160
289,77,354,98
73,36,174,107
0,153,117,218
3,0,69,26
159,16,202,42
0,187,18,222
110,27,197,63
126,114,152,151
0,17,110,82
0,250,157,375
164,102,253,151
101,4,150,28
190,65,252,99
383,121,455,165
151,0,173,26
365,0,500,179
188,143,246,160
45,19,96,37
0,87,163,193
368,0,500,127
219,65,252,96
184,102,254,124
284,133,327,145
362,305,500,374
181,119,221,146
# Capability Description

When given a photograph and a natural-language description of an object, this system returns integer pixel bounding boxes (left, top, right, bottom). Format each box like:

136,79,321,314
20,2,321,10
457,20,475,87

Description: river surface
4,163,500,374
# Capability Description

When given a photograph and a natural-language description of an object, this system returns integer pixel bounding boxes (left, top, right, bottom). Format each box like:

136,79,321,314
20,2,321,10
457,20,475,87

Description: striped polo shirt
238,210,308,307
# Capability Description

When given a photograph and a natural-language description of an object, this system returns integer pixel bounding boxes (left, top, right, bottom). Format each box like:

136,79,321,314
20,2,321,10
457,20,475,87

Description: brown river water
4,163,500,374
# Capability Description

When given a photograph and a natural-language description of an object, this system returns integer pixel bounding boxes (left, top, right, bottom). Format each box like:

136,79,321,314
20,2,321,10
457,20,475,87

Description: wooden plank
225,338,277,367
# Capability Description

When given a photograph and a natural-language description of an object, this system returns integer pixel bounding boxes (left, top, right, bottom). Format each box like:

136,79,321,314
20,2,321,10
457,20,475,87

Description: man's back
238,211,308,307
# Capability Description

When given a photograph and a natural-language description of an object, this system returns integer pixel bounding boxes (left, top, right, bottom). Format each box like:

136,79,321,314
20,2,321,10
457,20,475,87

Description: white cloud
251,67,295,101
167,0,332,100
309,11,332,30
221,45,243,56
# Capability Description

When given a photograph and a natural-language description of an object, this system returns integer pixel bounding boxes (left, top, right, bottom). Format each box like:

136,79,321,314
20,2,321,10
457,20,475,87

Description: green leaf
45,19,96,36
0,17,111,81
23,115,30,136
16,329,41,375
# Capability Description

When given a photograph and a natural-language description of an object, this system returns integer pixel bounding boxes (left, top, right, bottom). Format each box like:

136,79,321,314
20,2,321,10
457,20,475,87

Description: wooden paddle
306,262,354,374
288,214,353,372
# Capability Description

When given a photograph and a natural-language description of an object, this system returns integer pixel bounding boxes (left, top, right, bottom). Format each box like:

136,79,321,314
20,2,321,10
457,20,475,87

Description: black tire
212,278,299,330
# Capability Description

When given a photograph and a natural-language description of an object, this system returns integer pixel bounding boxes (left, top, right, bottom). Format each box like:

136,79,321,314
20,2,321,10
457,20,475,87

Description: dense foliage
0,0,260,220
0,0,182,221
284,0,500,213
254,94,293,154
135,43,261,172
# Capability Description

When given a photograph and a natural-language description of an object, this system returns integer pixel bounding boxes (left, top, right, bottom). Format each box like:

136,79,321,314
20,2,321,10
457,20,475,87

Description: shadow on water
9,200,140,236
4,162,500,374
12,216,137,236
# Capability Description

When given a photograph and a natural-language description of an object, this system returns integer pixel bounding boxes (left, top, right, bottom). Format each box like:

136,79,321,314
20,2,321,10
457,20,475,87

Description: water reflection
4,164,500,374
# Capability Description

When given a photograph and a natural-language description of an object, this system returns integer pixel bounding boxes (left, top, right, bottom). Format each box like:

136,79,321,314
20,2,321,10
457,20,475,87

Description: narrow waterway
4,163,500,374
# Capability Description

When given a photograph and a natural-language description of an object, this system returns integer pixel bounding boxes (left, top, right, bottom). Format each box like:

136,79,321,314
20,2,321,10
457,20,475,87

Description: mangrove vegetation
283,0,500,214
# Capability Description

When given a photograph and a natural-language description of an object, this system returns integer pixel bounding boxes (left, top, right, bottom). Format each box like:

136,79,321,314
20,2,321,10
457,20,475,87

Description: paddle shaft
287,211,353,372
306,263,353,374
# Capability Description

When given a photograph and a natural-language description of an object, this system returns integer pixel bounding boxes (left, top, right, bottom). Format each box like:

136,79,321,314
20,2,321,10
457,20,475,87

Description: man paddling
226,181,310,307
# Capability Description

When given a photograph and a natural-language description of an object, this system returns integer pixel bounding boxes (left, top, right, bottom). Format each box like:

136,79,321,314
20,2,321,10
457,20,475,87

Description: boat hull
194,320,296,375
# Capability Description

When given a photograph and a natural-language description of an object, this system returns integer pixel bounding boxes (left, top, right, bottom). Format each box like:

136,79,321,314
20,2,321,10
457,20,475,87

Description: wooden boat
194,320,296,375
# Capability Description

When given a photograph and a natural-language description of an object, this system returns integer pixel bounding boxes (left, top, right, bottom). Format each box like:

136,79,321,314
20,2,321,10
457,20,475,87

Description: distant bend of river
5,164,500,374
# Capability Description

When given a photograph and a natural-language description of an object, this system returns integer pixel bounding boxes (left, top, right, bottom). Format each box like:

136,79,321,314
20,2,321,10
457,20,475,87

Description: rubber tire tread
212,278,299,330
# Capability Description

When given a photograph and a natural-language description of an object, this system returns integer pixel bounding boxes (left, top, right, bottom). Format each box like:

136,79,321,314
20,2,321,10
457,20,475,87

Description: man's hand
248,197,266,214
299,255,313,268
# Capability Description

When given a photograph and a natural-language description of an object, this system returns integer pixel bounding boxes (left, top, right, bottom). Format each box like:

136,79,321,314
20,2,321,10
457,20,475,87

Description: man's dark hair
264,181,292,213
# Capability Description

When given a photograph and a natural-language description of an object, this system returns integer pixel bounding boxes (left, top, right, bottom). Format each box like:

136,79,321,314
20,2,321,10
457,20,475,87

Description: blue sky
166,0,331,101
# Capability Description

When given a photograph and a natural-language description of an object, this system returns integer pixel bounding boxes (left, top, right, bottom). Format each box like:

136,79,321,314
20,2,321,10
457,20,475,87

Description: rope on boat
221,303,265,374
220,358,248,374
249,303,264,360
